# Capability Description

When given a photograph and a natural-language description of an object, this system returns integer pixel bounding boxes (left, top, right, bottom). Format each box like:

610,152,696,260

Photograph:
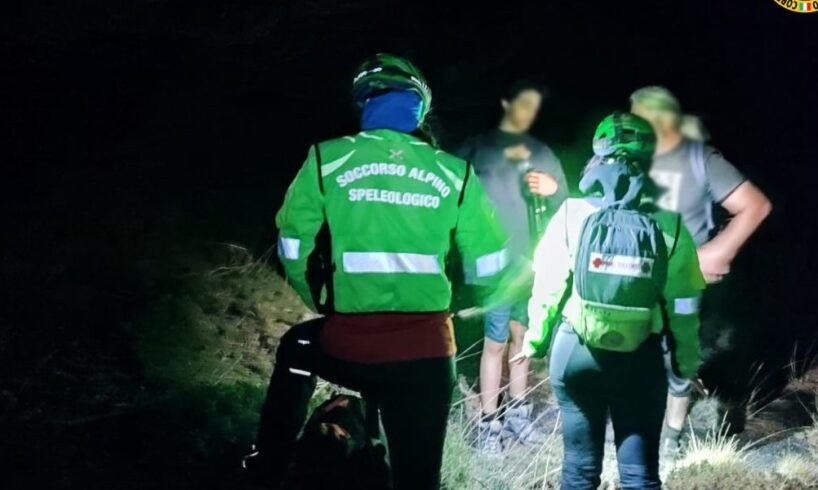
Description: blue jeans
550,324,667,490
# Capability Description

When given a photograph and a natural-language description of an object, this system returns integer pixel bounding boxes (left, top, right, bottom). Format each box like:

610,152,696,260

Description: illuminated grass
676,425,745,469
440,369,565,490
665,422,764,489
441,403,563,490
132,244,818,489
775,454,818,487
134,244,309,388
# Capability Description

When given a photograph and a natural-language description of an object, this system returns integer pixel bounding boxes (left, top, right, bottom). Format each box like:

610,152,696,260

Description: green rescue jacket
276,129,508,313
524,198,705,378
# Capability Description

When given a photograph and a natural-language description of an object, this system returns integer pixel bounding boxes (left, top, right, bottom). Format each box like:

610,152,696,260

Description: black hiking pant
255,317,455,490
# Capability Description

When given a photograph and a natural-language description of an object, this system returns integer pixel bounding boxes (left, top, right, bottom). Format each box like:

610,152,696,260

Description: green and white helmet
592,112,656,164
352,53,432,121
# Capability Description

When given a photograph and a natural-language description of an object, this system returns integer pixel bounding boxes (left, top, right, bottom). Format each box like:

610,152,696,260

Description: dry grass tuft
134,244,309,388
775,454,818,488
675,424,745,470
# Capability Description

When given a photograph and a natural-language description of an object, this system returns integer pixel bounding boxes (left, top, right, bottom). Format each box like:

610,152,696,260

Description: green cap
352,54,432,122
630,86,682,114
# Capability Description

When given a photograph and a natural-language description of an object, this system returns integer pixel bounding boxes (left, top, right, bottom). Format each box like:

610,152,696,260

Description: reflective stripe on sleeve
342,252,441,274
674,296,701,315
476,249,508,278
278,237,301,260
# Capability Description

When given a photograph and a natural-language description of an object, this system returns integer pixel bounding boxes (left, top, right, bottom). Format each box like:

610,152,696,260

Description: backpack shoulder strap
657,214,682,321
309,142,333,313
567,200,599,271
457,159,472,207
314,143,325,195
668,214,682,259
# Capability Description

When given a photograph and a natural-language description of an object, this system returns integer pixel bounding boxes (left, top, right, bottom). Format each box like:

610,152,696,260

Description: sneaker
241,445,284,489
475,419,505,458
502,403,548,446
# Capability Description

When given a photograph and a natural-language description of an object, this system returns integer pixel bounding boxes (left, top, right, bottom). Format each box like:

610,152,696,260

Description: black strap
457,160,472,207
658,215,682,331
307,142,334,313
668,214,681,258
314,143,325,195
447,160,472,282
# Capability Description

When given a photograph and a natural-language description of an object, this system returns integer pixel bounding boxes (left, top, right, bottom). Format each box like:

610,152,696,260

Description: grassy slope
132,250,818,490
5,244,817,489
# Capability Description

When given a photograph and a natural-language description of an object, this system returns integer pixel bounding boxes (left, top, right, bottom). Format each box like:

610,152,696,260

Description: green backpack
573,203,668,352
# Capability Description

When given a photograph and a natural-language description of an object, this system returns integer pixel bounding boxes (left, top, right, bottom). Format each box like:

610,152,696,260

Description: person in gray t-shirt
457,81,568,456
631,86,772,455
649,135,745,247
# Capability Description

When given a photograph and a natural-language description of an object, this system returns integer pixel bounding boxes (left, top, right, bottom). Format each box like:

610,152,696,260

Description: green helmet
352,53,432,122
592,112,656,164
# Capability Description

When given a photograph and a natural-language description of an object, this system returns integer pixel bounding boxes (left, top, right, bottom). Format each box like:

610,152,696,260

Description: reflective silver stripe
342,252,440,274
289,368,311,377
320,149,356,177
278,237,300,260
436,161,464,192
476,249,508,277
359,131,384,141
674,296,701,315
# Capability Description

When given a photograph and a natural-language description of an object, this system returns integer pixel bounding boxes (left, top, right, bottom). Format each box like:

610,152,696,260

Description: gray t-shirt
649,138,746,246
456,130,568,258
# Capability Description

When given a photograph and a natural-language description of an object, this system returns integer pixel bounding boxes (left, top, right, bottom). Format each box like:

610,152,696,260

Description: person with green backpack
510,113,705,489
241,54,508,490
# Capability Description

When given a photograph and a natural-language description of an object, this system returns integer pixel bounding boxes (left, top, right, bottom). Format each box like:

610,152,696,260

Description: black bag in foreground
291,394,390,490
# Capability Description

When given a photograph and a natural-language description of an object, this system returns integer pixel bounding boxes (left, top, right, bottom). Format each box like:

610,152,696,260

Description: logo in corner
773,0,818,13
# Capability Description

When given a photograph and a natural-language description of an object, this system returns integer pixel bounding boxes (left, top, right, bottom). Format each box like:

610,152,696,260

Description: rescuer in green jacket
243,54,508,490
511,113,705,489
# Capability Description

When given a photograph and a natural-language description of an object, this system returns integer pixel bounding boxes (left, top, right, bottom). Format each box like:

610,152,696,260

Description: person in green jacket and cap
511,113,705,489
242,54,508,490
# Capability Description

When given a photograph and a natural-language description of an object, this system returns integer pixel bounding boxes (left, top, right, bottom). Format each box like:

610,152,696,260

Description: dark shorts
483,301,529,343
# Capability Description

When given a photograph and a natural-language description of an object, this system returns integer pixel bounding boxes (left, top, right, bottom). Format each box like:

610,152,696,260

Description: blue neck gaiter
361,91,423,133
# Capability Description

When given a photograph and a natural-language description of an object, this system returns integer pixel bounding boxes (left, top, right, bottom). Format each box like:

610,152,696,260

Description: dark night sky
2,1,817,355
1,6,817,489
